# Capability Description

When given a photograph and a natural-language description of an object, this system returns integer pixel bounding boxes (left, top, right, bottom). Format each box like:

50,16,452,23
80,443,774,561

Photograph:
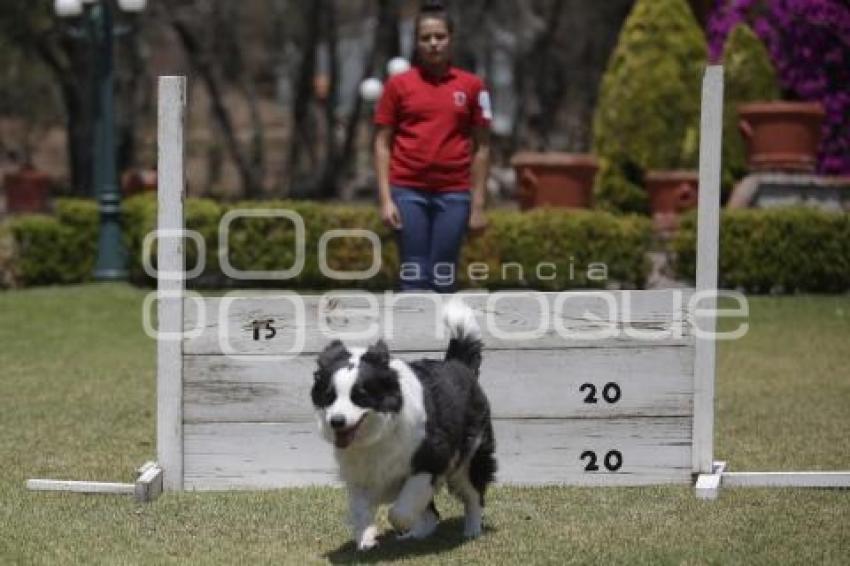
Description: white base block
695,461,726,500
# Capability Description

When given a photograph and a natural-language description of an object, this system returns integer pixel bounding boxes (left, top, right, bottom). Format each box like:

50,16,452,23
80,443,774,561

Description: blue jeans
392,186,471,293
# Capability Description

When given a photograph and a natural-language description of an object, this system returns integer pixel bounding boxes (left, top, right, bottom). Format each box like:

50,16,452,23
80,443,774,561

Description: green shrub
672,208,850,293
7,198,654,291
7,198,99,286
123,194,223,285
54,198,98,276
461,209,652,290
592,0,707,213
9,215,85,286
220,200,397,290
0,221,19,288
721,24,781,199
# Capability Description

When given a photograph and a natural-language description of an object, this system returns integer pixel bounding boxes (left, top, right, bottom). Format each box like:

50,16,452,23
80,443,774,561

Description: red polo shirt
374,65,491,191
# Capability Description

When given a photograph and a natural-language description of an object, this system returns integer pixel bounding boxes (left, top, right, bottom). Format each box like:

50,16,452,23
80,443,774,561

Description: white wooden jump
149,68,849,500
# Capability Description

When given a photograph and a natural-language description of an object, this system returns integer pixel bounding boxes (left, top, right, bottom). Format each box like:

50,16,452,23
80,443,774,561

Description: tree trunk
316,0,339,199
286,1,322,197
335,0,400,197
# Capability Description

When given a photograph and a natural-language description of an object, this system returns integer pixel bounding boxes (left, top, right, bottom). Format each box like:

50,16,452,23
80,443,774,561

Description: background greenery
673,208,850,293
6,198,850,294
3,196,654,291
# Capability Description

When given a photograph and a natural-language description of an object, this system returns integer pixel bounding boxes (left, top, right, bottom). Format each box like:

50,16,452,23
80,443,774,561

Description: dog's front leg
388,473,434,534
348,487,379,551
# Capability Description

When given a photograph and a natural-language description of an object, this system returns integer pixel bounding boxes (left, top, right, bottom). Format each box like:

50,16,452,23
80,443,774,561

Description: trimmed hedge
5,196,653,291
8,198,849,293
461,209,651,290
672,208,850,293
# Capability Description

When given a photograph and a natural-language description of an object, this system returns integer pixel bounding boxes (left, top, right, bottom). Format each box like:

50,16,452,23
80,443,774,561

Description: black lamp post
55,0,146,280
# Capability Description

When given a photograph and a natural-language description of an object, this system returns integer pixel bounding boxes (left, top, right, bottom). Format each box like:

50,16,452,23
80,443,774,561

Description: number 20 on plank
580,382,623,471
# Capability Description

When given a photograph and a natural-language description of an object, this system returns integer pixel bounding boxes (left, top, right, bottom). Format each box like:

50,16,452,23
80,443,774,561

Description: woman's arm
469,126,491,233
374,125,402,229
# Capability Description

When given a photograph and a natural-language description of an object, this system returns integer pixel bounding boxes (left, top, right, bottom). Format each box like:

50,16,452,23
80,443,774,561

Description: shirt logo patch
453,91,467,107
478,91,493,120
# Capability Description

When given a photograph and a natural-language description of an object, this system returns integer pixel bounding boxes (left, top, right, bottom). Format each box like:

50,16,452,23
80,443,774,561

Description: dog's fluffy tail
443,299,483,376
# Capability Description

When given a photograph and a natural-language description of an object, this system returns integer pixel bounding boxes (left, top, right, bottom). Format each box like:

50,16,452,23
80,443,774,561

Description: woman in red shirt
374,0,491,293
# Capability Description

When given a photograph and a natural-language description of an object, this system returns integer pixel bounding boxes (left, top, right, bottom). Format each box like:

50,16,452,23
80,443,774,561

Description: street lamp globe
387,57,410,77
117,0,147,12
359,77,383,103
54,0,83,18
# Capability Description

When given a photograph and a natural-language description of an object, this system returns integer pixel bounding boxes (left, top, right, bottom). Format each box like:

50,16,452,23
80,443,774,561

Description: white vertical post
693,66,724,474
157,76,187,491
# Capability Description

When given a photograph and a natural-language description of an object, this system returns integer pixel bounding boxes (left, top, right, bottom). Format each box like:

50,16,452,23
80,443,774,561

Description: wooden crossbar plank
183,290,695,355
721,472,850,488
183,418,693,490
183,346,695,423
26,479,135,495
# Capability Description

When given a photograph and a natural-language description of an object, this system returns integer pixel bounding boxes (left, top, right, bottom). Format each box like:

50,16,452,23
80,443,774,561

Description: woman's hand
468,205,488,234
381,199,403,230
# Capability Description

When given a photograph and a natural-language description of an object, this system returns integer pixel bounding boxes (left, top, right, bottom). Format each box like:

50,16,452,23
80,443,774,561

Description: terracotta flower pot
509,152,598,210
645,170,699,233
3,165,51,214
737,101,825,172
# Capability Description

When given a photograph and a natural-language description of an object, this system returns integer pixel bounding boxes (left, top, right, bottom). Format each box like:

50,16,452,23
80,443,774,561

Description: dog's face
311,339,403,450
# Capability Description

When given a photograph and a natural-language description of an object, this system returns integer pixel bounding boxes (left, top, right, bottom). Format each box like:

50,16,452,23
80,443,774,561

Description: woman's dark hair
411,0,454,66
415,0,454,35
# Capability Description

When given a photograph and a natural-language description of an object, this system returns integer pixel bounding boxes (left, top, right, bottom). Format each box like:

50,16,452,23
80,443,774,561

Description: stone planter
645,170,699,233
509,152,598,210
3,165,51,214
738,101,825,172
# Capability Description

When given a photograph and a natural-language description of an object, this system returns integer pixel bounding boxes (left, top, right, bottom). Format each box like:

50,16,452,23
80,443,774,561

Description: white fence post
693,65,724,474
157,76,187,491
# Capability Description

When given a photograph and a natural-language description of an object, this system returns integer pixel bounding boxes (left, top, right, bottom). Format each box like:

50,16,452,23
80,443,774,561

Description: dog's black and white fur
311,300,496,550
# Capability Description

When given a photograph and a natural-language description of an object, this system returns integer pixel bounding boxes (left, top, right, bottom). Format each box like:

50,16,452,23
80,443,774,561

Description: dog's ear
316,339,349,375
361,339,390,368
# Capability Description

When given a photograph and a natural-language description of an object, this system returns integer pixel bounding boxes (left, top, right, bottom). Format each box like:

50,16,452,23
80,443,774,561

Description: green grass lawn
1,284,849,565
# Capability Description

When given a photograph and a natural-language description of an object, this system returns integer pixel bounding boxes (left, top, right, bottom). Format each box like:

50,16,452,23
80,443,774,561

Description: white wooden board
182,290,695,355
183,346,694,423
183,418,692,490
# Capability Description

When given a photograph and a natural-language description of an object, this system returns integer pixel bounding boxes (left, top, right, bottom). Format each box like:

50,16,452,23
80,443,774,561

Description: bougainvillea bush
708,0,850,175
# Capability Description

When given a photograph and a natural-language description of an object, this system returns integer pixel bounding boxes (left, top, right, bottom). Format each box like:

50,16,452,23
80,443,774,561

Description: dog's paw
394,507,439,540
463,519,482,539
387,505,414,533
356,525,379,551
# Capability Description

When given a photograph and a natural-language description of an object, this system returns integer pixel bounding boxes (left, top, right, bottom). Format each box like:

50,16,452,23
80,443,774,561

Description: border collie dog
311,300,497,550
